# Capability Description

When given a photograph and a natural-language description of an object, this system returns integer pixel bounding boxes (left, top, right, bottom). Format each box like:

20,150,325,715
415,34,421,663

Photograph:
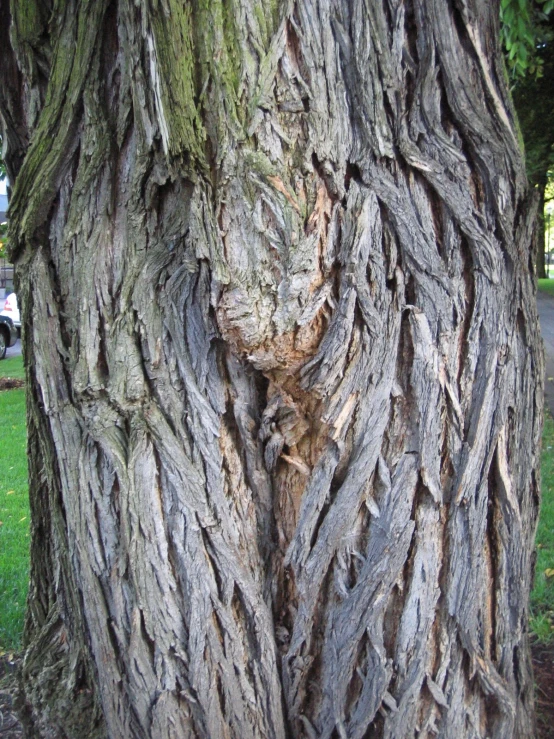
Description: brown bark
0,0,543,737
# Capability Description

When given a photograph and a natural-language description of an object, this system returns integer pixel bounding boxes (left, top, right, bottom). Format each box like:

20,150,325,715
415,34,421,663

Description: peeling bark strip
0,0,543,736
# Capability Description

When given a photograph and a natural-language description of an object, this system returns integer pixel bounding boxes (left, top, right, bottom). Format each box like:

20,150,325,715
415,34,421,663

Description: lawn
532,413,554,641
0,355,28,649
538,278,554,297
0,354,25,383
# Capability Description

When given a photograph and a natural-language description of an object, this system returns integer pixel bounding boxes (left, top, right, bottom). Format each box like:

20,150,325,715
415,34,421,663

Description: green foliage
508,2,554,194
0,222,8,258
501,0,554,79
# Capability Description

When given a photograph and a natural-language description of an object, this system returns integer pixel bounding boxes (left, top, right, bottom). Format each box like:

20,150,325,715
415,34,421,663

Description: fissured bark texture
0,0,543,736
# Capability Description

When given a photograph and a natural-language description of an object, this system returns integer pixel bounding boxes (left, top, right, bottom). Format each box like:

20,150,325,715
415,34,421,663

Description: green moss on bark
149,0,206,161
7,0,110,260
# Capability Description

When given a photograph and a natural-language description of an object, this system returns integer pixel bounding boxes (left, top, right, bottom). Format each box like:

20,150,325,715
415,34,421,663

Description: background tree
0,0,543,737
0,137,8,269
503,0,554,276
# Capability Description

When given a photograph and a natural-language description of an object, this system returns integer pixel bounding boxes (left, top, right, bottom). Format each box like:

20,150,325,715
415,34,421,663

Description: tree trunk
0,0,543,737
536,173,548,279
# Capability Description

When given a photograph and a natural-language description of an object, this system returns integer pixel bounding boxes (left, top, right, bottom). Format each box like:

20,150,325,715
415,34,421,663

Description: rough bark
0,0,543,737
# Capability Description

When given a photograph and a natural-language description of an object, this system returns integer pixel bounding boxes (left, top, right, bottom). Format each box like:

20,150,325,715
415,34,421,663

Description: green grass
0,386,28,651
531,413,554,642
0,354,24,380
538,278,554,297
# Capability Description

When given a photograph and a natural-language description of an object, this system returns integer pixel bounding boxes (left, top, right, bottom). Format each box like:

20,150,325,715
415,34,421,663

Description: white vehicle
1,292,20,334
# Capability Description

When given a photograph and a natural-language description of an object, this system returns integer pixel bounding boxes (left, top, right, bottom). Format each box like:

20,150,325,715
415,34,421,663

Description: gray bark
0,0,543,737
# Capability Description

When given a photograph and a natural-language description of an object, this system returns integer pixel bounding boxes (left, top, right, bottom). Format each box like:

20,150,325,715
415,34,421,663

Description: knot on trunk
215,171,340,373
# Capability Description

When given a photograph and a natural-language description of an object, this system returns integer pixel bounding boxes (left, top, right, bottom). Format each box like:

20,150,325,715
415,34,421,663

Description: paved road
5,337,21,358
537,292,554,417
